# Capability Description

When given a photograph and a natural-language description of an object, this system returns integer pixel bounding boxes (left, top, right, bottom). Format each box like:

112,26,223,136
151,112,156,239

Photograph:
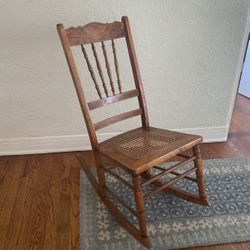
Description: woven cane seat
99,127,202,174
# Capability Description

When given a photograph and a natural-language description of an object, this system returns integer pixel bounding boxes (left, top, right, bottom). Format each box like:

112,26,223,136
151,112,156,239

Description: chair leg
80,156,151,248
93,150,107,198
132,175,150,246
193,144,209,206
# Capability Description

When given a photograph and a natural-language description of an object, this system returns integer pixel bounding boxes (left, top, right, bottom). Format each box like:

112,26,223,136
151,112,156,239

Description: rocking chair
57,16,209,248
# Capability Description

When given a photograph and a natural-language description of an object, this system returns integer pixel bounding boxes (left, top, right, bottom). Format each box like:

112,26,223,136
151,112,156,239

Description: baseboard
0,134,114,156
174,126,228,143
0,126,228,156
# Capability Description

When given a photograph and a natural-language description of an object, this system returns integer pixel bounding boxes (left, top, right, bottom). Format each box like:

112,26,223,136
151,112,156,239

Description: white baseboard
0,126,228,156
174,126,228,143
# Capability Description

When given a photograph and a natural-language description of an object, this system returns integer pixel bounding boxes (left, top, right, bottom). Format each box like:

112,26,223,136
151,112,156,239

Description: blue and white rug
80,157,250,249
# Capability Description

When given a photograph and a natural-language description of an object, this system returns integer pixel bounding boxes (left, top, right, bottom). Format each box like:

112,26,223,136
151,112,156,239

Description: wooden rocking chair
57,16,209,248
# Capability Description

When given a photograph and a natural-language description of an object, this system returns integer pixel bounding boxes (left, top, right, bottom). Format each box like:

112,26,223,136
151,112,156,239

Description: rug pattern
80,158,250,249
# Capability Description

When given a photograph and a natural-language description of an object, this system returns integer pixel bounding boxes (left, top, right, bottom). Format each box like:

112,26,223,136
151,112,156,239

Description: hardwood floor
0,94,249,250
0,153,80,250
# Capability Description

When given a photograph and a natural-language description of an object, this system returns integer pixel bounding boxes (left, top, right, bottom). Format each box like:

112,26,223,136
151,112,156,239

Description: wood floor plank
6,154,59,250
56,153,80,250
0,156,29,250
69,167,80,250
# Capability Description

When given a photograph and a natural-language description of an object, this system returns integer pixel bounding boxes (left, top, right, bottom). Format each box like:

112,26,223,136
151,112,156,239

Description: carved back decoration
57,16,149,149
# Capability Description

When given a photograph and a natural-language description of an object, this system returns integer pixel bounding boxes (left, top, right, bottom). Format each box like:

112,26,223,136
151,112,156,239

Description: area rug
80,157,250,249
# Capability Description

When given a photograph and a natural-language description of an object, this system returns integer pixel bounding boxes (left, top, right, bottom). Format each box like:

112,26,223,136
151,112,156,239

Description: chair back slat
91,43,109,97
66,21,126,46
81,44,103,99
88,89,139,110
101,41,116,95
111,39,122,94
94,109,142,131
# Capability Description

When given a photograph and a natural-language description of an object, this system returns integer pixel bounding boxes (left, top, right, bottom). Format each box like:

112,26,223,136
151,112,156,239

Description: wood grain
101,41,116,95
0,153,80,250
91,43,109,97
94,108,142,130
66,21,126,46
87,89,139,110
122,16,149,128
81,44,103,99
111,39,122,94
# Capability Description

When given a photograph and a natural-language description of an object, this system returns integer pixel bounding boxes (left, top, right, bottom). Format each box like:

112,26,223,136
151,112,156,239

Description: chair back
57,16,149,149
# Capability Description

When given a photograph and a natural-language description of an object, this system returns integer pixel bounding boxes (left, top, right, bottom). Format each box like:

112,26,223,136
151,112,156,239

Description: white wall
0,0,250,155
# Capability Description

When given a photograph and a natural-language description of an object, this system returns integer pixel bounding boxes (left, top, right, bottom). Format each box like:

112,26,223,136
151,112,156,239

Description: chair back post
57,23,99,150
122,16,149,128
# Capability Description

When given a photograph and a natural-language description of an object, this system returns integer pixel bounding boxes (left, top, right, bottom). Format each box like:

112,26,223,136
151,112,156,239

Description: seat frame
57,16,209,248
